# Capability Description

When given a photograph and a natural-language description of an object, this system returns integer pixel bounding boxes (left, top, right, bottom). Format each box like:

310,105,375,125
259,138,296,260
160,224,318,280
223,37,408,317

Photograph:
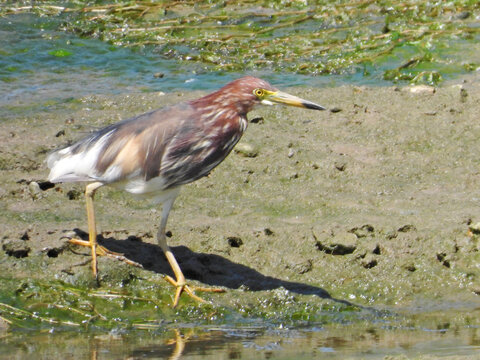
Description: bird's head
251,85,326,111
195,76,325,115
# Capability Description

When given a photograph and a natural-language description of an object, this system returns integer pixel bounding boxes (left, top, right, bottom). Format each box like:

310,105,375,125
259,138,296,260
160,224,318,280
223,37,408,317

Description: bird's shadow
72,229,354,307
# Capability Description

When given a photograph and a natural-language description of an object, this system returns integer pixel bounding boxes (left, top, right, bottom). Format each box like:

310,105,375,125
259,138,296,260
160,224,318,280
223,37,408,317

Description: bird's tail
47,145,98,183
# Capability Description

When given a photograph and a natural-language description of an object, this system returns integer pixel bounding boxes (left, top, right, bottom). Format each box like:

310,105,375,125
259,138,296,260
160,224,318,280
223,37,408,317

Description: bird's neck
190,91,254,116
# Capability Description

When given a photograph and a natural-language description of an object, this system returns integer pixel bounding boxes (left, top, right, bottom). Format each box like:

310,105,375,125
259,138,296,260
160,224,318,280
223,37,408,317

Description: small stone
330,107,342,113
153,72,164,78
28,181,42,199
55,129,65,137
289,259,313,274
234,143,258,158
287,148,295,158
403,85,435,94
468,222,480,235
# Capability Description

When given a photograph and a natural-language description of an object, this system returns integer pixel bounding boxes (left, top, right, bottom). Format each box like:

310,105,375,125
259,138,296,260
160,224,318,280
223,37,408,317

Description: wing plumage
47,100,245,195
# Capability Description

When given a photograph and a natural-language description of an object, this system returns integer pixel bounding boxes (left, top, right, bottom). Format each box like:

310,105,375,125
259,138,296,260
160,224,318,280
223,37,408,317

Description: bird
47,76,325,307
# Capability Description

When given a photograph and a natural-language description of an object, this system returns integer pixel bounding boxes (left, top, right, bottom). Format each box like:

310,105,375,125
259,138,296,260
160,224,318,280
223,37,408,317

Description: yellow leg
68,182,142,276
86,182,103,277
157,197,225,307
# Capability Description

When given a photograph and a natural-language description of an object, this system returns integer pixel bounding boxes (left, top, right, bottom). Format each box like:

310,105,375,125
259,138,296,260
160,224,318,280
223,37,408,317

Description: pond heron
47,76,325,307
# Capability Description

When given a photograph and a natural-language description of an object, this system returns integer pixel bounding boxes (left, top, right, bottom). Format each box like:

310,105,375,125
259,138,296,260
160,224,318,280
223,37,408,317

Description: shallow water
0,13,392,112
1,321,479,360
0,13,203,109
3,8,480,115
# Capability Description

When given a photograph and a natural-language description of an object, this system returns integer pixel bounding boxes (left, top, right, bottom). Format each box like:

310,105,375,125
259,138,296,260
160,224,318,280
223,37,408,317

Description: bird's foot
67,238,143,268
163,275,225,308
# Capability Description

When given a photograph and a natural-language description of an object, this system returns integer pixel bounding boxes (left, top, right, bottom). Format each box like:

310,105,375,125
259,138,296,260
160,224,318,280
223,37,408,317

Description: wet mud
1,76,480,330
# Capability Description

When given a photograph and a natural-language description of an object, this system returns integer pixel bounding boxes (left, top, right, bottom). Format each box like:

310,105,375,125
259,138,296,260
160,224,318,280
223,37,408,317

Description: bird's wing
48,102,243,190
47,104,190,184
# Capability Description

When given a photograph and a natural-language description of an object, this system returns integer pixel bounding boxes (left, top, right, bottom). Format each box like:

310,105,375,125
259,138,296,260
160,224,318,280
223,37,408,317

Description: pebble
28,181,42,200
403,85,435,94
289,259,313,274
234,143,258,157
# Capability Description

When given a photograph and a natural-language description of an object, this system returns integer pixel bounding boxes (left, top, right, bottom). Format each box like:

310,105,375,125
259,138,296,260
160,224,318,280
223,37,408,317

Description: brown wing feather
58,99,245,190
159,115,243,188
95,103,193,182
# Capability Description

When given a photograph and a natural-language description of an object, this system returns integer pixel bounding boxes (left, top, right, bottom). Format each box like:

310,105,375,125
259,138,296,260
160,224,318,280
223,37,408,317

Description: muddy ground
1,75,480,327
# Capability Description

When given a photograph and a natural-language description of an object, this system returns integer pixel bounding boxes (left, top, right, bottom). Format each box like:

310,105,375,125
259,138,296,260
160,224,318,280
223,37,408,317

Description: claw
163,275,225,307
68,238,143,269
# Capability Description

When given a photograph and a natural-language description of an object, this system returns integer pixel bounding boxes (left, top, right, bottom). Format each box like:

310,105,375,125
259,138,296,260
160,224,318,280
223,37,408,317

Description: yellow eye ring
253,89,264,97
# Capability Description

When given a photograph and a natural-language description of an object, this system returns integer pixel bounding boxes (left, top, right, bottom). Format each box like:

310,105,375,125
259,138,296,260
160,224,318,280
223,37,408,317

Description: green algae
0,276,363,331
48,48,73,57
2,1,480,85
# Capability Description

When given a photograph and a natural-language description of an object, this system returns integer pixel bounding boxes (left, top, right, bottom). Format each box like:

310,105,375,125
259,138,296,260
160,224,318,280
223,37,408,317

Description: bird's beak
262,90,326,111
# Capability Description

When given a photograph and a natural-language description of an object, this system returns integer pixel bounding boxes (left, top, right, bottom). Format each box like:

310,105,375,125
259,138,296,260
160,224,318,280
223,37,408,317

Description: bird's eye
253,89,264,98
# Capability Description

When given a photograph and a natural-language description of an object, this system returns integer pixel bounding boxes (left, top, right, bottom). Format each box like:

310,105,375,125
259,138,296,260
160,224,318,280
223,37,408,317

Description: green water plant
1,1,480,85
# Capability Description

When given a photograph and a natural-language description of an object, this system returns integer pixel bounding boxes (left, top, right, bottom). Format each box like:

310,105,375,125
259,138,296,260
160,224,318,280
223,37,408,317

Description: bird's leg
157,198,225,307
82,182,103,276
68,181,142,275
